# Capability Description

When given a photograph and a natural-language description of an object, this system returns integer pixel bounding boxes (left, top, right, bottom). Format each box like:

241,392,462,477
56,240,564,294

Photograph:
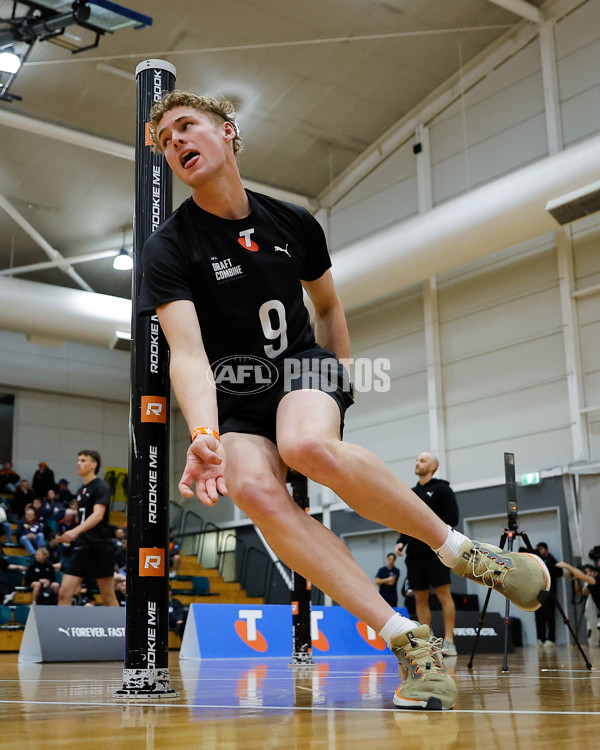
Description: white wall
556,0,600,146
328,1,600,241
12,389,129,489
0,329,130,485
2,0,600,527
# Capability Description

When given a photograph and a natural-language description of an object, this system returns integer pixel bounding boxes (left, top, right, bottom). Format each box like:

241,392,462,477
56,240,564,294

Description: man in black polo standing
375,553,401,607
396,452,459,656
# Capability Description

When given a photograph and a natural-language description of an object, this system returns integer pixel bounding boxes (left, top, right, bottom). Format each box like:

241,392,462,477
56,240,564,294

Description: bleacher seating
170,575,216,597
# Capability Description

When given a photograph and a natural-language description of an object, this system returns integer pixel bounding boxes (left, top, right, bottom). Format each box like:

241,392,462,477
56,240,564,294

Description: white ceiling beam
0,108,135,161
0,249,120,276
487,0,544,24
0,109,317,211
0,192,94,292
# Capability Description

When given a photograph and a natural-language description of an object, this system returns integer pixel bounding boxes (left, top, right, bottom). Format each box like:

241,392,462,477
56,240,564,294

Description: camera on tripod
505,453,519,532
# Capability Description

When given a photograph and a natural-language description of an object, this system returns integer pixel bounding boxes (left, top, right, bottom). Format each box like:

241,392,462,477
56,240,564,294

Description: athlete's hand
179,435,228,506
57,529,78,543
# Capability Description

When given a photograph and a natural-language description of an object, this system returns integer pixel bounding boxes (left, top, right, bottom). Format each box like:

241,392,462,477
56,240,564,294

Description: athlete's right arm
156,300,228,505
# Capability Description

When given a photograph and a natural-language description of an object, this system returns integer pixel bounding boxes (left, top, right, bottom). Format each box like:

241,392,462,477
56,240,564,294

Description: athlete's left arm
302,270,350,361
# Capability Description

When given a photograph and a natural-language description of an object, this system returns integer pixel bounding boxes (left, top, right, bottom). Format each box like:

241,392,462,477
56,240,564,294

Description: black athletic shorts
406,549,451,591
218,346,354,444
66,544,115,580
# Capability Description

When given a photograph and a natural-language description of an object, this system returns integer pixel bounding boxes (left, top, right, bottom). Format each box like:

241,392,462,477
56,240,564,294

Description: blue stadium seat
13,605,29,626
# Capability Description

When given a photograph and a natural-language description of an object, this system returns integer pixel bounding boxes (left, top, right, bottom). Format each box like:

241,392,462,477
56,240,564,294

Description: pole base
113,668,179,700
290,651,315,666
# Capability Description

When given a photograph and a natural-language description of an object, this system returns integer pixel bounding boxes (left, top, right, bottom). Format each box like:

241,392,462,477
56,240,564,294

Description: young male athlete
57,450,118,607
139,90,550,710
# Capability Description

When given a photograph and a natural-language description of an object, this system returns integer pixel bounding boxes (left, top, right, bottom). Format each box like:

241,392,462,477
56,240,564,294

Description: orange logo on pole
141,396,167,423
139,548,165,576
145,122,153,146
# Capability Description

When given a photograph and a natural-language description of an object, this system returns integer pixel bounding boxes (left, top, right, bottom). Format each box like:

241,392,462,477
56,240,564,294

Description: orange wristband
191,427,221,442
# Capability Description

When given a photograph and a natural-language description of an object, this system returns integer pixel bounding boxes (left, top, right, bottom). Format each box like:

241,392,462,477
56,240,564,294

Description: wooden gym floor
0,646,599,749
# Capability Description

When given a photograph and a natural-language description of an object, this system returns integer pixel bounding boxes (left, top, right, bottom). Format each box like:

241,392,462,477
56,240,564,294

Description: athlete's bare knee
279,435,339,482
231,478,288,527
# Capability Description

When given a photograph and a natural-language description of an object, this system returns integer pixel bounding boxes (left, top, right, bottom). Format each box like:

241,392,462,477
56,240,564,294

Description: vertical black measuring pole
288,471,314,665
114,59,177,699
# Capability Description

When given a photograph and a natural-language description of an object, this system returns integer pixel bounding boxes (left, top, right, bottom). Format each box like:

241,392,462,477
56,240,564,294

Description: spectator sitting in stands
25,547,59,605
71,581,96,607
0,506,13,545
0,461,20,494
57,478,73,506
113,527,127,573
57,508,78,535
28,497,44,522
56,509,78,562
32,461,56,499
40,489,66,531
168,587,188,637
169,531,181,579
114,573,126,606
10,480,35,521
17,507,46,555
0,544,27,605
47,532,67,571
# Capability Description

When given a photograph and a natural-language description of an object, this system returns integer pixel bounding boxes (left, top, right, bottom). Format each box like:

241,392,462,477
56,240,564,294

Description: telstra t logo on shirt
238,228,259,252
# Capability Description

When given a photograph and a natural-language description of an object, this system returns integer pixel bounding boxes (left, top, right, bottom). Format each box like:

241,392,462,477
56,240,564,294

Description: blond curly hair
149,90,243,155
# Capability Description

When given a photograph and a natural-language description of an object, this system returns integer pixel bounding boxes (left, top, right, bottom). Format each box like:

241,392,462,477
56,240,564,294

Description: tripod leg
467,586,493,670
502,596,511,672
502,533,514,673
467,532,508,670
551,589,592,669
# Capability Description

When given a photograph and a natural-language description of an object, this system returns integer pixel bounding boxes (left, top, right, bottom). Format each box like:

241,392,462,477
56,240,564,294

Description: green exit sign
521,472,541,486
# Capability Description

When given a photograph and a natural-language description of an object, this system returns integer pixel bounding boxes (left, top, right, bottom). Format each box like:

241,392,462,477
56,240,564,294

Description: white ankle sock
379,612,420,645
434,526,470,568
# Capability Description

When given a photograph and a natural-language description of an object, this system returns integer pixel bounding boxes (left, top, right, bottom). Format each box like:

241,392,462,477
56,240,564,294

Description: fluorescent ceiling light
0,51,21,74
113,248,133,270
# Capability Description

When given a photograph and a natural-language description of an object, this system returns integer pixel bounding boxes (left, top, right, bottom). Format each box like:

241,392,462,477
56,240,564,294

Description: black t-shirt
139,190,331,397
585,568,600,611
397,478,459,557
376,565,400,604
75,477,112,545
25,560,55,586
0,555,11,597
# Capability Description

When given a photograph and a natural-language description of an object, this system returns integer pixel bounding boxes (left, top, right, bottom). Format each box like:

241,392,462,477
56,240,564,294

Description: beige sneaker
391,624,457,710
452,540,550,611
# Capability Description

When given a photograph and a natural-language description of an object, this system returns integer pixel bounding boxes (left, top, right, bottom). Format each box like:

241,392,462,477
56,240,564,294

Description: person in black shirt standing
375,553,400,607
396,453,459,656
57,450,118,606
534,542,563,647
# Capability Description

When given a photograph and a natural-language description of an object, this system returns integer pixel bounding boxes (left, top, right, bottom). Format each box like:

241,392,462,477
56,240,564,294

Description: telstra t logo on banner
235,610,268,652
356,621,387,650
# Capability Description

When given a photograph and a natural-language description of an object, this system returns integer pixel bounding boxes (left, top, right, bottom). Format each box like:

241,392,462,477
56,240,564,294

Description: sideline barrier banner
179,604,410,659
19,605,125,663
430,611,512,654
